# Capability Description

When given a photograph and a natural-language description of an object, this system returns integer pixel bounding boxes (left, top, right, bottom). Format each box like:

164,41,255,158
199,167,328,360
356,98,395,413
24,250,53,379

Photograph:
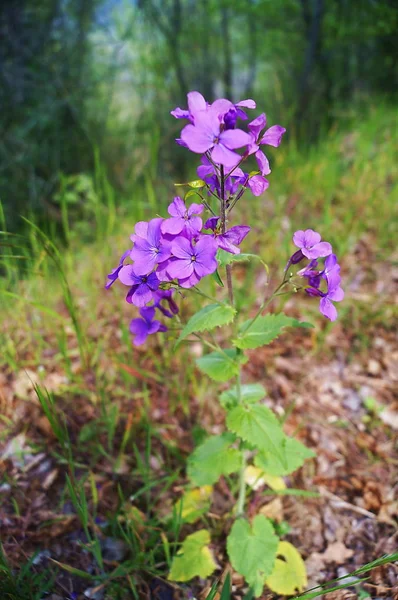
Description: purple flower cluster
172,91,286,199
106,196,250,344
288,229,344,321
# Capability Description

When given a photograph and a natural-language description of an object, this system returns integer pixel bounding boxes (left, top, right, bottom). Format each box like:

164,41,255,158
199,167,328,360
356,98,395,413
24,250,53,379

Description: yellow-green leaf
168,530,217,582
174,486,213,524
244,466,286,491
265,541,307,595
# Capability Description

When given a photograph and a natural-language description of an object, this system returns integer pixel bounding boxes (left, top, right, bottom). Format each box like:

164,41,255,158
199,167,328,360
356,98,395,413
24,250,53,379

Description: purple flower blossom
129,307,167,346
300,254,344,321
171,91,207,122
211,97,256,129
130,217,171,275
161,197,204,237
293,229,332,259
172,92,255,129
152,289,179,318
248,113,286,148
180,109,251,168
204,217,250,254
105,249,130,289
167,235,218,288
118,266,159,307
246,174,269,196
248,113,285,175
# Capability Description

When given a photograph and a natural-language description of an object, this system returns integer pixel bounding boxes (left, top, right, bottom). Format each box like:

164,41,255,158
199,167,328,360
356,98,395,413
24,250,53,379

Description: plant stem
220,165,234,305
235,367,247,518
236,450,247,518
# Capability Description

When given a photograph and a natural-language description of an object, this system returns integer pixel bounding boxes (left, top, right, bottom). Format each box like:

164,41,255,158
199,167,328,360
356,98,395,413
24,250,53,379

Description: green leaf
216,249,268,271
226,404,286,466
176,303,236,347
255,436,315,476
188,434,241,486
265,541,307,595
196,348,246,382
184,189,202,201
220,383,266,409
227,515,278,597
168,530,217,582
212,268,224,287
174,486,213,524
234,313,313,350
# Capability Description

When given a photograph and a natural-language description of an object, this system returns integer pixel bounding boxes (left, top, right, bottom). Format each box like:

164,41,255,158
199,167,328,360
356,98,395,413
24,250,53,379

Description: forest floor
1,106,397,599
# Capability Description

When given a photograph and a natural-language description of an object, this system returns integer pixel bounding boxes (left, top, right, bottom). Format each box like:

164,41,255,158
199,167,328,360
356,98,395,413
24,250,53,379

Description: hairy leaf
188,433,241,486
227,515,278,596
234,313,313,350
174,486,213,524
226,404,286,465
255,436,315,476
220,383,266,409
196,348,246,382
168,530,217,582
265,541,307,595
176,303,236,346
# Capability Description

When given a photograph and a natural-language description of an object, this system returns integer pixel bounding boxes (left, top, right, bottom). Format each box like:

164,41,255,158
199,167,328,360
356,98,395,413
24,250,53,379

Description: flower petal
219,128,251,150
320,297,338,321
261,125,286,147
187,91,207,115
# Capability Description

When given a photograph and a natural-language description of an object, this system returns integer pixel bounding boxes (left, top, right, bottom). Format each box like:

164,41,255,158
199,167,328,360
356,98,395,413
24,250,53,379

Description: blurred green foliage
0,0,397,232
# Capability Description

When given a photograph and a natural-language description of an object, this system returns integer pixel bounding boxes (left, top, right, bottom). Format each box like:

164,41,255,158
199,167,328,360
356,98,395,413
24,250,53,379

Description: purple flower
197,156,245,199
118,266,159,307
248,113,285,175
180,109,251,168
293,229,332,259
211,98,256,129
167,235,218,288
301,254,344,321
161,197,204,237
152,289,179,318
249,113,286,148
171,91,207,122
246,174,269,196
129,306,167,346
204,217,250,254
130,218,171,275
105,249,130,289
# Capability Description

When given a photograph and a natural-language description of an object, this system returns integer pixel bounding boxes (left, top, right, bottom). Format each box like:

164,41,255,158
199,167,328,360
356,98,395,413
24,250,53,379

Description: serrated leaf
176,303,236,347
226,404,286,466
244,466,286,491
255,435,315,476
168,530,217,582
196,348,247,382
227,515,278,597
174,486,213,524
188,434,241,486
234,314,313,350
220,383,266,409
265,541,307,595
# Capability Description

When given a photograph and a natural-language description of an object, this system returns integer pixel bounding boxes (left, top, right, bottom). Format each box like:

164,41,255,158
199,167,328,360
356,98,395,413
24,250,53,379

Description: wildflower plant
107,91,344,595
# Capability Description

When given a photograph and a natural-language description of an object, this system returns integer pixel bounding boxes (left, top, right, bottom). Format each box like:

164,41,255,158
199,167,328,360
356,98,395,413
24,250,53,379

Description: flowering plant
107,91,344,595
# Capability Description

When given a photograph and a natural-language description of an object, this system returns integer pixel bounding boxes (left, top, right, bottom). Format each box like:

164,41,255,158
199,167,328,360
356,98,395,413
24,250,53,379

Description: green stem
235,367,247,518
236,450,247,518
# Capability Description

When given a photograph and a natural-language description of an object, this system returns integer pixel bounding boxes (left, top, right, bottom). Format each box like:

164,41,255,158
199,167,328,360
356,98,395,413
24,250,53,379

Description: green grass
0,104,397,597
